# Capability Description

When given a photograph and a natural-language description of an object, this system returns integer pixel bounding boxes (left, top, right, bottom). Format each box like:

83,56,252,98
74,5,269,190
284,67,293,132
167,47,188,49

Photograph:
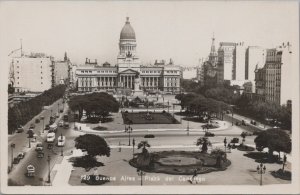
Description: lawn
122,112,180,124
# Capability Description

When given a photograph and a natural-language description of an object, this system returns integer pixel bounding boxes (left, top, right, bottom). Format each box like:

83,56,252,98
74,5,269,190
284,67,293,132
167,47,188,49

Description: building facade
76,17,181,94
233,42,246,81
11,53,53,92
254,43,293,105
245,46,266,92
217,42,236,82
53,52,71,86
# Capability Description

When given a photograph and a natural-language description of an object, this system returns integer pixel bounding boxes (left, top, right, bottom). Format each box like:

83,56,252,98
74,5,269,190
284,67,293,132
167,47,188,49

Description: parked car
253,130,261,135
231,137,239,143
50,123,58,133
59,109,64,113
26,164,35,177
35,118,40,123
35,142,43,151
30,123,35,129
55,113,59,118
204,132,215,137
16,127,24,133
13,157,20,164
241,120,247,126
17,152,25,159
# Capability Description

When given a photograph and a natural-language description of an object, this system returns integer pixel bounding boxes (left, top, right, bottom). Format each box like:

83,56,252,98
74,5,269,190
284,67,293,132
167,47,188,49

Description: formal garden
122,111,180,124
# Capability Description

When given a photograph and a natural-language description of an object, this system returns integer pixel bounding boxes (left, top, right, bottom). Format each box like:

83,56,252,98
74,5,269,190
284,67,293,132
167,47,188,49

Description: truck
46,132,56,143
57,135,66,147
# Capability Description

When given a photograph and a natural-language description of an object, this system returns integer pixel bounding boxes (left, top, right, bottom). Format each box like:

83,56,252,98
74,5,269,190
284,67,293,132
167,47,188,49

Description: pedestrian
191,168,198,184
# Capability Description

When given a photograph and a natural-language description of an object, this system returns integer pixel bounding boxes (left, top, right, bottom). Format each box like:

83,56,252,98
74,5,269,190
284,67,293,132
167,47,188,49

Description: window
17,66,19,68
41,82,43,84
41,61,43,63
17,77,19,79
81,71,84,73
41,77,43,79
17,61,19,63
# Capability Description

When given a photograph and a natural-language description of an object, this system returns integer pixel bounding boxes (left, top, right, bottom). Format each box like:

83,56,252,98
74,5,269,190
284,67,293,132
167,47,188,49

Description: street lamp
132,138,135,158
282,154,287,171
187,119,190,136
47,155,51,184
137,169,146,186
224,137,227,153
40,116,45,133
125,124,133,146
10,143,15,169
58,103,60,114
257,163,266,186
60,133,64,156
167,101,170,113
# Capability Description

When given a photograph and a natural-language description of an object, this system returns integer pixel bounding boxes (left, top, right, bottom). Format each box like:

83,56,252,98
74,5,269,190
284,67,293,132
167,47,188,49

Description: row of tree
8,85,66,134
236,95,291,129
68,92,119,122
180,80,291,130
176,93,231,120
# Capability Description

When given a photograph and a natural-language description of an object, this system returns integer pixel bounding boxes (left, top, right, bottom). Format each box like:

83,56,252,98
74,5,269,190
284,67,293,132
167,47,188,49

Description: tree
211,148,226,168
68,92,119,122
196,137,211,153
254,129,291,159
75,134,110,158
137,141,151,154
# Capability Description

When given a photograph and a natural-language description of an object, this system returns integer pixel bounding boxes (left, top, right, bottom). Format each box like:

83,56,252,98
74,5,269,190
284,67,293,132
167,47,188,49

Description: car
204,132,215,137
231,137,239,143
241,120,247,126
35,142,43,151
37,152,44,158
144,134,155,138
35,118,40,123
13,157,20,164
30,123,35,129
242,131,253,136
58,121,64,127
253,130,262,135
45,124,50,130
16,127,24,133
57,136,66,147
59,109,64,113
47,144,53,149
55,113,59,118
63,122,69,128
17,152,25,159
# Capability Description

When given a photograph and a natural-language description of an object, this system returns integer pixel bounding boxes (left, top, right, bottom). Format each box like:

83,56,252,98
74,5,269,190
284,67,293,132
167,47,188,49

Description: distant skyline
0,1,298,67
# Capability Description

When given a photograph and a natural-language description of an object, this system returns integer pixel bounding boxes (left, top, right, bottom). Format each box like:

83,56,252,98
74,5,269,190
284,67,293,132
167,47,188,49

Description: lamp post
257,163,266,186
137,169,146,186
10,143,15,169
60,133,64,156
224,137,227,153
47,155,51,184
282,154,287,171
58,103,60,114
232,111,234,126
187,116,190,136
40,116,45,133
132,138,135,158
125,124,133,146
167,101,170,113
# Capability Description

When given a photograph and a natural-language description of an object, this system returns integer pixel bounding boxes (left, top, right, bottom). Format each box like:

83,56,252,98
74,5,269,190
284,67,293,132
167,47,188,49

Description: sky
0,1,298,67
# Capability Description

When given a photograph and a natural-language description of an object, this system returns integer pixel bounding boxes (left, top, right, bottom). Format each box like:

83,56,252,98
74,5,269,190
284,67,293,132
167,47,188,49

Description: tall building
11,53,53,92
53,52,71,86
245,46,266,92
76,17,181,94
254,42,293,105
233,42,246,81
217,42,236,82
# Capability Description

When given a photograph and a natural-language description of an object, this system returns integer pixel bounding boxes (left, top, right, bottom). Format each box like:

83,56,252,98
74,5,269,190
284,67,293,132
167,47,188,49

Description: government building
76,17,181,94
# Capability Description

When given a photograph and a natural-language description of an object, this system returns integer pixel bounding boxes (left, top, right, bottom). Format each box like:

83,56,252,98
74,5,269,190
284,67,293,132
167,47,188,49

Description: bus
57,135,66,147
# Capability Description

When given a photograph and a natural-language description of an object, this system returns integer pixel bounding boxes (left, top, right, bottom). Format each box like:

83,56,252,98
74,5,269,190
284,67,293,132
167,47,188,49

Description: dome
120,17,136,40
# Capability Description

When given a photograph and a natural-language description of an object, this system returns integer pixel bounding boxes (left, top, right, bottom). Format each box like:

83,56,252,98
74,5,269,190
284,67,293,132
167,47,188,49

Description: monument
133,72,143,96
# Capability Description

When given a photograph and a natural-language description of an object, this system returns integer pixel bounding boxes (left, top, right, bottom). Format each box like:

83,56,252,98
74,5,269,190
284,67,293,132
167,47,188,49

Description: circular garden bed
92,126,108,131
237,144,255,152
129,150,231,175
271,169,291,181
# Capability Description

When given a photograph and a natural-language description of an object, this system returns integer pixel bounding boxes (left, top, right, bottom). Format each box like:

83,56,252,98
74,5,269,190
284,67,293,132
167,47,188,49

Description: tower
208,33,218,67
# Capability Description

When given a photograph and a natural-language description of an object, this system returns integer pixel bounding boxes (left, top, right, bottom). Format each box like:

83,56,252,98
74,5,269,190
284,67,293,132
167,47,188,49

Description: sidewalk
51,149,83,186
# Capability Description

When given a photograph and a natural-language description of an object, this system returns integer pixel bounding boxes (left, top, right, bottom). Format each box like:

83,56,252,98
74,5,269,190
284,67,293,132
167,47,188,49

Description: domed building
76,17,181,95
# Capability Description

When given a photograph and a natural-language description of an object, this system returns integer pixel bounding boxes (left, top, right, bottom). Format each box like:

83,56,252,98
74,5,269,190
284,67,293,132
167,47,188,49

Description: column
152,77,155,88
130,76,132,89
